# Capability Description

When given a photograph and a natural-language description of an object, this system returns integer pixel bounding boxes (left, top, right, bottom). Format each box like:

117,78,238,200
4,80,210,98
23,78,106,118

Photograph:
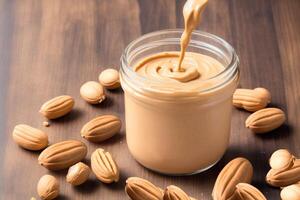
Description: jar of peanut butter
120,30,239,175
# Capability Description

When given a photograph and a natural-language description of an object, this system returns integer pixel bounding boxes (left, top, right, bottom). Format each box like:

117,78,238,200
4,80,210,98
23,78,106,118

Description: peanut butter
120,0,239,174
134,51,224,84
124,52,236,174
177,0,208,71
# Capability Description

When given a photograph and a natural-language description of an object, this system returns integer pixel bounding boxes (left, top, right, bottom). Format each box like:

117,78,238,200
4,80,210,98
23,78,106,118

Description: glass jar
120,29,239,175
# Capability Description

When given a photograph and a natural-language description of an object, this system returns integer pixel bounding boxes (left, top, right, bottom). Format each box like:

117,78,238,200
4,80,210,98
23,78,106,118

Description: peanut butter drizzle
134,0,209,83
177,0,208,72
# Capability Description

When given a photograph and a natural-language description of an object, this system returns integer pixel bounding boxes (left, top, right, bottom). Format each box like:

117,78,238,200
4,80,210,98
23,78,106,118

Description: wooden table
0,0,299,199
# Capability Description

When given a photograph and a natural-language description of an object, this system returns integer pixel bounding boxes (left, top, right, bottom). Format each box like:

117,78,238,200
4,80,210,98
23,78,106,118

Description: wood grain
0,0,299,199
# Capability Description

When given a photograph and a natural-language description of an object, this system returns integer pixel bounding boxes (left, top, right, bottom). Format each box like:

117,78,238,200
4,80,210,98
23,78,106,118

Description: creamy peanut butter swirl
134,51,224,88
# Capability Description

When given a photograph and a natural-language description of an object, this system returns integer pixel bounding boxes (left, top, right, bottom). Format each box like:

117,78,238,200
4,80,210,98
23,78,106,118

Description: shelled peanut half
80,81,106,104
37,175,59,200
233,87,286,134
281,182,300,200
98,68,120,90
66,162,91,186
79,68,121,104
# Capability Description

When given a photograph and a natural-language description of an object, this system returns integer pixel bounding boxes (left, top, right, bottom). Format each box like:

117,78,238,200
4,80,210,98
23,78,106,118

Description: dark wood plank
0,0,299,199
0,0,15,194
137,0,176,34
272,0,300,151
223,1,288,198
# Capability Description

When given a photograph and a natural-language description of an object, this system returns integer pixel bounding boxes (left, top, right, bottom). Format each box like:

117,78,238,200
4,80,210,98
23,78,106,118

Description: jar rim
120,29,239,97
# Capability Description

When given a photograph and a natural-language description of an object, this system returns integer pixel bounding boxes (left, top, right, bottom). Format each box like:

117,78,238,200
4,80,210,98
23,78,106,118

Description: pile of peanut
12,74,299,200
13,68,126,200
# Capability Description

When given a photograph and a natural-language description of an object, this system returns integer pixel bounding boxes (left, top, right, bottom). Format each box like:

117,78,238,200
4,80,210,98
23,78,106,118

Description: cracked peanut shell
37,175,59,200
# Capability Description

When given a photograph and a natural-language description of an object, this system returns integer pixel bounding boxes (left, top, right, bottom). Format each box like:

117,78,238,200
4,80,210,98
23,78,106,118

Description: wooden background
0,0,299,199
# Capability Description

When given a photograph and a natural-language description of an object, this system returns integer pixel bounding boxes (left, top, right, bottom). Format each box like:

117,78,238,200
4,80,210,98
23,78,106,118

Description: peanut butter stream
134,0,209,83
177,0,208,72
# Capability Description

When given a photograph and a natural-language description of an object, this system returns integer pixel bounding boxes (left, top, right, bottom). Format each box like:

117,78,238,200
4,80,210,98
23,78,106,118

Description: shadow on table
56,194,71,200
101,131,126,145
107,87,123,94
49,108,84,123
103,170,129,191
90,95,115,109
254,124,292,140
73,179,101,194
